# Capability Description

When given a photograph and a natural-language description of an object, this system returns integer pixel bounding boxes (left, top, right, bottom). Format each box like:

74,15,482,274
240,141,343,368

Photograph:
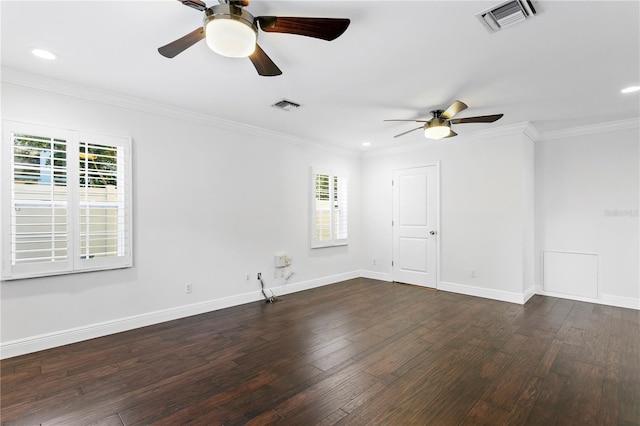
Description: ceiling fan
158,0,351,76
385,101,504,139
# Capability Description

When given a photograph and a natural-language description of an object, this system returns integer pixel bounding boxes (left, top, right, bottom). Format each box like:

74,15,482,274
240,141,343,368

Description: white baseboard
536,286,640,310
272,271,360,296
0,290,265,359
358,270,393,282
7,273,636,359
535,285,600,304
439,281,530,305
0,271,361,359
535,285,640,310
599,293,640,310
523,285,536,303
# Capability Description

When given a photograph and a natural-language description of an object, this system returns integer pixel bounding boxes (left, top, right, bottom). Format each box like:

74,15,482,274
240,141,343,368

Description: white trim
537,118,640,141
1,67,357,158
4,272,636,358
0,270,360,359
435,161,441,290
439,281,530,305
5,67,637,157
599,294,640,310
359,269,393,282
363,122,537,158
535,285,640,310
364,118,640,158
274,270,360,296
523,285,536,303
0,290,263,359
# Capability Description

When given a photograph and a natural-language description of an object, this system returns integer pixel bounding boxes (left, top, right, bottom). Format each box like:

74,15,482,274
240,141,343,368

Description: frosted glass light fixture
205,18,257,58
424,120,451,139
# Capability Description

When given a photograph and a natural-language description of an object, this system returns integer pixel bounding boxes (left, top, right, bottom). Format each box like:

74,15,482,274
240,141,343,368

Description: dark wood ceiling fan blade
178,0,207,11
394,125,424,138
248,44,282,76
257,17,350,41
158,27,204,58
384,119,429,123
450,114,504,124
441,100,468,119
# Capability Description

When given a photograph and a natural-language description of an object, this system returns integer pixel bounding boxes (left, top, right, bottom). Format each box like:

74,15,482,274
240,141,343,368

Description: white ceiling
2,0,639,152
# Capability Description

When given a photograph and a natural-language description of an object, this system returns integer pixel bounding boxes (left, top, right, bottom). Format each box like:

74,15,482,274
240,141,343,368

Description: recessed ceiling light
361,142,371,147
31,48,56,60
621,85,640,94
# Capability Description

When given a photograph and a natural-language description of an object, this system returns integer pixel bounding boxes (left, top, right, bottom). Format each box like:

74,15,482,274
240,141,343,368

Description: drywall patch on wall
542,250,598,299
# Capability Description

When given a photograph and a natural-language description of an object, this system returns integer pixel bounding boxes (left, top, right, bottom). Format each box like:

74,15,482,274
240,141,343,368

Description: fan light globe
424,124,451,140
205,18,256,58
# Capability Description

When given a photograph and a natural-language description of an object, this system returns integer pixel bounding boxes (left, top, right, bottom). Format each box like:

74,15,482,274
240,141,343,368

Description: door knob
430,230,437,235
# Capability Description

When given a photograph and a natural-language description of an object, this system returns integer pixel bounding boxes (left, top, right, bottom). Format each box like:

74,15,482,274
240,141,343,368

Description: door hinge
391,180,394,186
392,220,394,226
391,260,394,267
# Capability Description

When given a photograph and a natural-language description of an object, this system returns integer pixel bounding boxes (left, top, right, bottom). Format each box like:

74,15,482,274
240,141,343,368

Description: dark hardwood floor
1,278,639,425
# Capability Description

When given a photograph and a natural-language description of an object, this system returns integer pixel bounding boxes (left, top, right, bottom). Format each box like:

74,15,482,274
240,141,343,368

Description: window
1,121,132,280
311,168,348,248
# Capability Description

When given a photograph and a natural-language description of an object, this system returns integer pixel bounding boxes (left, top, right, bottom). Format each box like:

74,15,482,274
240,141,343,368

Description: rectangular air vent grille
272,99,301,111
476,0,537,33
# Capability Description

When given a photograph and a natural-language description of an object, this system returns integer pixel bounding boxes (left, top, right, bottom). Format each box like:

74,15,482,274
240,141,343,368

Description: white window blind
1,121,132,280
311,168,348,248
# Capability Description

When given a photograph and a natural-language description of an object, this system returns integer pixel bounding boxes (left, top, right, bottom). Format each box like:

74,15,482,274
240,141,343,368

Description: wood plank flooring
1,278,639,425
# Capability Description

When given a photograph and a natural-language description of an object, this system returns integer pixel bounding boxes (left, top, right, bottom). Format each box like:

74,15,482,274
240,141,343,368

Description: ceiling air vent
476,0,537,33
271,99,301,111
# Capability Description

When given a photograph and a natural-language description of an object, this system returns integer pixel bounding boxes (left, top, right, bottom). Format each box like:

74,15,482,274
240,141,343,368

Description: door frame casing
391,163,441,288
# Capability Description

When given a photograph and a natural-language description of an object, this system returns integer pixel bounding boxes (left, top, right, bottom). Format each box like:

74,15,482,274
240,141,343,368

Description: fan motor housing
425,117,450,129
204,4,258,34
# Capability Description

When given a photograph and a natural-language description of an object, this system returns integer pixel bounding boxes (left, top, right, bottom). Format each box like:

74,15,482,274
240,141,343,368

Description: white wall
0,80,362,357
360,126,536,303
535,126,640,308
2,75,638,359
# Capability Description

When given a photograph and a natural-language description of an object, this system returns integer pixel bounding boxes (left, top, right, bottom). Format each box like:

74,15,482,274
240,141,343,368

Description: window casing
311,168,348,248
1,121,132,280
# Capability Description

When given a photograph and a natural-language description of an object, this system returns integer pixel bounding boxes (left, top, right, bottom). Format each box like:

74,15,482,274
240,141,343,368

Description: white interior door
392,166,438,288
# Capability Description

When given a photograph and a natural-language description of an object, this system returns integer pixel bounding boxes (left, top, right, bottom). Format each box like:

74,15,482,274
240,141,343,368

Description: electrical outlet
470,269,477,278
372,258,377,265
185,282,192,293
245,273,251,282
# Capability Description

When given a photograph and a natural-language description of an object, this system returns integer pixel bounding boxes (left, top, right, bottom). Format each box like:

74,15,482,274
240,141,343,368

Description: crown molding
1,67,359,158
4,67,638,158
536,118,640,141
362,122,538,158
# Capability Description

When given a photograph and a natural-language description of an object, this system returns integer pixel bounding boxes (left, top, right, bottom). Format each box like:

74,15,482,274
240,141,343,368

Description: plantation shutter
311,168,348,248
2,121,132,280
7,130,71,277
313,171,332,246
333,175,348,243
78,138,128,262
